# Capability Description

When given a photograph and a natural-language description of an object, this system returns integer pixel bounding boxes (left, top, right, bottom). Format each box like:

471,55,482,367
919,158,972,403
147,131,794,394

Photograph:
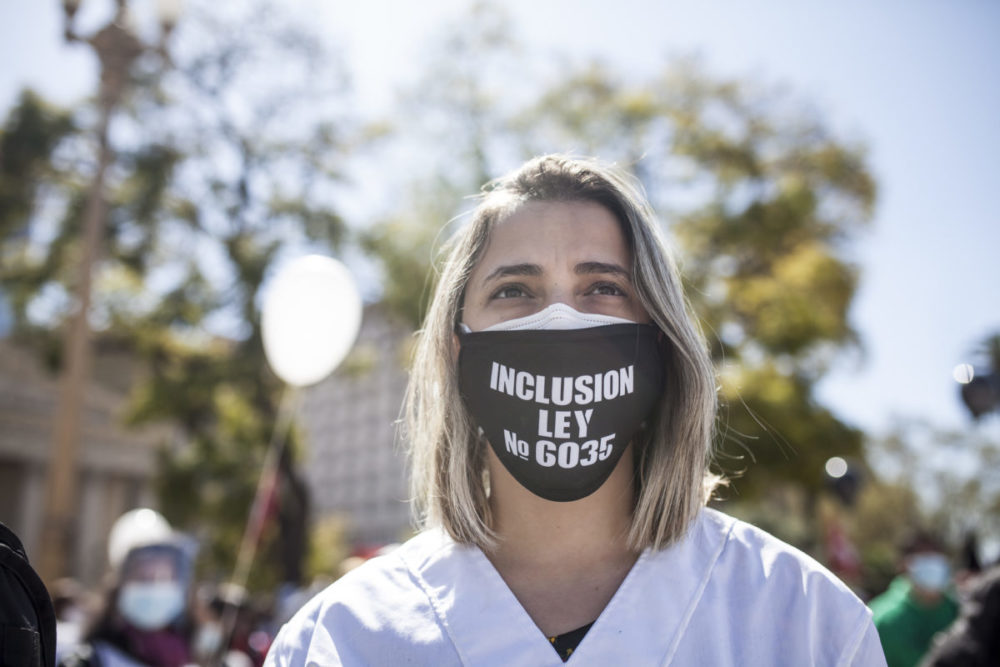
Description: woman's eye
588,282,626,297
492,284,528,300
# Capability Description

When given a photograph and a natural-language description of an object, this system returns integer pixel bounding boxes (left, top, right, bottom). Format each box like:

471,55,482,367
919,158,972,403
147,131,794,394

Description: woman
266,155,886,665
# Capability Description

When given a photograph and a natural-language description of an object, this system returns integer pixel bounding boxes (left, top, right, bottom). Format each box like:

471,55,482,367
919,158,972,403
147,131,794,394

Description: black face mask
458,324,665,502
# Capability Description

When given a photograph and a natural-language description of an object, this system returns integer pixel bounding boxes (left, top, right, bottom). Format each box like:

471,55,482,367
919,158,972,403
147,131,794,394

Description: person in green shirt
869,534,959,667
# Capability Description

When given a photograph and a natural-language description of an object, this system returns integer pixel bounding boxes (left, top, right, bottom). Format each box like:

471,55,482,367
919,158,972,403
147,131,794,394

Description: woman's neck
483,445,640,635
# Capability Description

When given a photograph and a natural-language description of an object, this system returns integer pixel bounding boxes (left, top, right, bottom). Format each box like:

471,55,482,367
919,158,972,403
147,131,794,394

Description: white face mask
461,302,635,333
117,581,186,631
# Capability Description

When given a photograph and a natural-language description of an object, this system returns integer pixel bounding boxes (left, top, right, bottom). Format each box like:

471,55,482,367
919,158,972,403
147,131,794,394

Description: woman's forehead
474,200,630,271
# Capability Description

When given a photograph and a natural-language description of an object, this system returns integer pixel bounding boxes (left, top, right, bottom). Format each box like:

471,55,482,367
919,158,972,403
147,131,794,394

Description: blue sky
2,0,998,436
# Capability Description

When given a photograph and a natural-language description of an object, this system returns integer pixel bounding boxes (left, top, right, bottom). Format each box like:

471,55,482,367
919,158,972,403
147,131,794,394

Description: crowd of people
34,523,997,667
7,508,994,667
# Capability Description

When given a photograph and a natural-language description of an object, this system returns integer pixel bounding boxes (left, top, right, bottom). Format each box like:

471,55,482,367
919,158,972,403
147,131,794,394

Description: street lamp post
39,0,180,584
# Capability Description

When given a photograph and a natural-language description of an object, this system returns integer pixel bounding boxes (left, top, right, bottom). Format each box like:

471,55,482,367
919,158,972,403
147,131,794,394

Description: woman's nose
539,284,574,310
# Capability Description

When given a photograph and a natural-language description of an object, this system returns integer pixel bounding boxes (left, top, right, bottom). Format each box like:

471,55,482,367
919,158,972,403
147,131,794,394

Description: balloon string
215,384,299,665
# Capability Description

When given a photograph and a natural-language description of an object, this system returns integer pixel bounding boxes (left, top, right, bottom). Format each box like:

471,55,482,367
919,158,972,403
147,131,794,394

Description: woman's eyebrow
575,261,629,277
481,263,542,285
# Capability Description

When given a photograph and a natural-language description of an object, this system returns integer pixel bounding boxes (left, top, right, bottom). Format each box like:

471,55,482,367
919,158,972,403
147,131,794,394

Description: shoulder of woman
655,509,883,665
693,508,867,607
265,529,464,665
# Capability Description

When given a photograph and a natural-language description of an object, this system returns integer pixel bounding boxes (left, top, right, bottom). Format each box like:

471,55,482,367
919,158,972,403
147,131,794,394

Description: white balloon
108,508,172,568
261,255,362,387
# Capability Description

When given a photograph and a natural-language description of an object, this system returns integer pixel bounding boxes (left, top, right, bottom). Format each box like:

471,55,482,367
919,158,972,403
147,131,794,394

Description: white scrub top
265,509,886,666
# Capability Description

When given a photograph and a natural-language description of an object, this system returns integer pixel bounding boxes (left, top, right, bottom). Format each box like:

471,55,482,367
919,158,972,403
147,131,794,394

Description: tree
127,3,358,588
0,2,357,587
0,90,81,362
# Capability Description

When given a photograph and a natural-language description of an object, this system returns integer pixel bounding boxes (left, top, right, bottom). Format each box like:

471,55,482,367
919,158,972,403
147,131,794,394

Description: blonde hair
405,155,719,551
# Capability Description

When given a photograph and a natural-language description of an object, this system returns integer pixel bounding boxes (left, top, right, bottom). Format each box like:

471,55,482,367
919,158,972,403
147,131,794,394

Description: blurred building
0,339,168,585
301,304,414,549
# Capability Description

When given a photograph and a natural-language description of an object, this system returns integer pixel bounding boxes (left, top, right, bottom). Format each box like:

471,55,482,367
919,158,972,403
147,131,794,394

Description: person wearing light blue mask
59,540,196,667
869,533,960,667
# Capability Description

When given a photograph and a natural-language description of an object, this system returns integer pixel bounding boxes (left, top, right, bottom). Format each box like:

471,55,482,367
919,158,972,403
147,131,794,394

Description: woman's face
462,200,650,331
